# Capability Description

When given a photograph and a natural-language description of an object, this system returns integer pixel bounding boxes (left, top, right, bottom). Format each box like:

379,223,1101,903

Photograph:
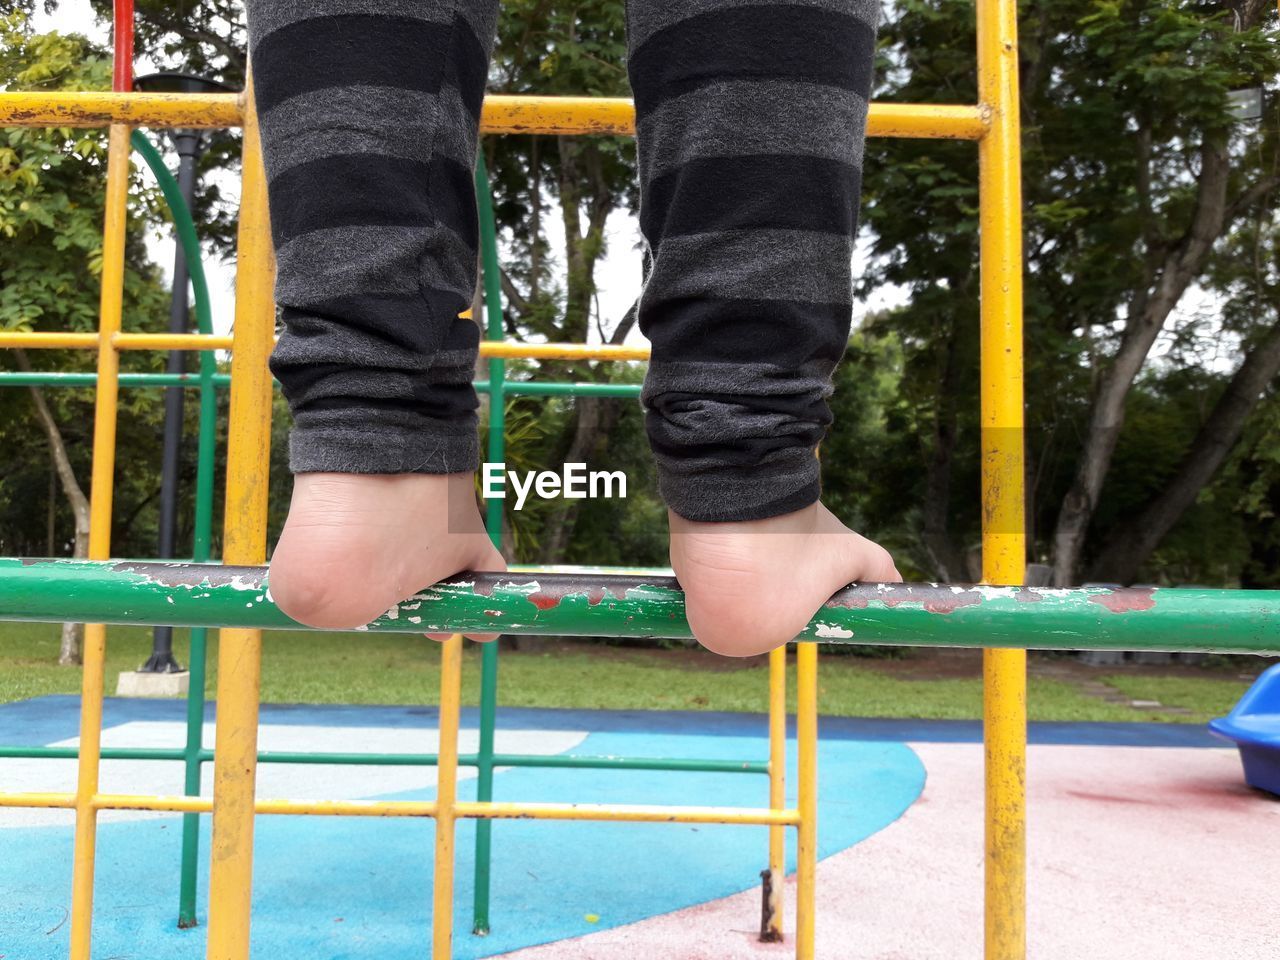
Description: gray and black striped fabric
246,0,877,521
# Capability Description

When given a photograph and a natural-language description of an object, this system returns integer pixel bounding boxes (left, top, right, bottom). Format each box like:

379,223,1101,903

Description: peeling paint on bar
0,558,1278,654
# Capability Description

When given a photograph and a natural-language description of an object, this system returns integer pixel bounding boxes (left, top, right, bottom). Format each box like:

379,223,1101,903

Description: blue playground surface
0,697,1220,960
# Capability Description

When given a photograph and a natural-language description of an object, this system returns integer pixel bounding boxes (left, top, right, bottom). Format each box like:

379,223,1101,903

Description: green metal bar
474,153,504,936
130,129,216,930
0,743,768,773
0,372,232,387
4,560,1279,653
0,745,186,761
183,243,217,928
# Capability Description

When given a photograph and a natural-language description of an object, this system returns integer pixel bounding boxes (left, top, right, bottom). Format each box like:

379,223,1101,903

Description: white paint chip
815,624,855,639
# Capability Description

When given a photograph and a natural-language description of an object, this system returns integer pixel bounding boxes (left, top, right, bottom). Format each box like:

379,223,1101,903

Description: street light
134,72,231,679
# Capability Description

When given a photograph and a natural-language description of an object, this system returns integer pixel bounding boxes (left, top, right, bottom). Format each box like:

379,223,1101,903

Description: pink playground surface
500,743,1280,960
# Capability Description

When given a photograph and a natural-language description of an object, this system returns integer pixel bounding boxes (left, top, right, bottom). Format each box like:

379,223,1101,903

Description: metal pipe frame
1,74,808,960
0,0,1179,957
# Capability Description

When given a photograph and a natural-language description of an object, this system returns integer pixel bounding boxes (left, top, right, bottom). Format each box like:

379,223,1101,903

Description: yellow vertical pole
765,646,786,940
432,635,464,960
977,0,1027,954
794,642,818,960
67,120,131,960
206,80,275,960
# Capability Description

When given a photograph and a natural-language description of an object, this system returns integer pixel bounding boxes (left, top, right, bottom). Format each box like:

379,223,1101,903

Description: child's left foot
669,502,901,657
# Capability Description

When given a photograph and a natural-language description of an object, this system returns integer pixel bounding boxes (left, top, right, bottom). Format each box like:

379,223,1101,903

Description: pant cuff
658,457,822,523
287,418,479,475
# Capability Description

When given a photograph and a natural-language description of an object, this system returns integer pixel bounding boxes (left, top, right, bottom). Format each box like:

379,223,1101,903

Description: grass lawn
2,622,1266,724
1100,673,1261,720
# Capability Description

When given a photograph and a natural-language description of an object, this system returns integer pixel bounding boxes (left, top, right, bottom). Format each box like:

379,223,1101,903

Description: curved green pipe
129,129,217,928
129,131,213,338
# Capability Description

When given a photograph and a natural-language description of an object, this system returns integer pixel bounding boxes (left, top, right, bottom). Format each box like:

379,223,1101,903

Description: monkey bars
0,0,1086,956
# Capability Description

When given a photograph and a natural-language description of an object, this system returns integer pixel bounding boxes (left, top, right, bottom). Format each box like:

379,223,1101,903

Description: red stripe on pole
112,0,134,91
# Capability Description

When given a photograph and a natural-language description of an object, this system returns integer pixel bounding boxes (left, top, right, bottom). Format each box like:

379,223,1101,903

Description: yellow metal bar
0,789,801,826
433,635,464,960
794,643,819,960
866,102,987,141
766,646,787,941
113,332,235,351
1,91,986,141
977,0,1028,953
0,792,77,809
0,332,100,349
454,802,801,826
486,97,985,139
479,341,650,361
67,120,132,960
0,91,243,127
481,95,636,134
0,332,642,359
206,78,275,960
89,795,440,817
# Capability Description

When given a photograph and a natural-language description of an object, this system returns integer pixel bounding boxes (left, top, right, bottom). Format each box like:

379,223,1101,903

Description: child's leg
246,0,504,632
628,0,901,655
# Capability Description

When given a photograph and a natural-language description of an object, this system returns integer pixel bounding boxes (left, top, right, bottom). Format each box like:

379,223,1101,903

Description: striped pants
246,0,877,522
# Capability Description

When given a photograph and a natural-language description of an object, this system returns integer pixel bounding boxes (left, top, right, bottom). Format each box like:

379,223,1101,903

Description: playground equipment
1210,663,1280,796
1,3,1277,960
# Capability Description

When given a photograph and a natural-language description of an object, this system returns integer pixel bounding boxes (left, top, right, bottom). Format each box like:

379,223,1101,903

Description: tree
864,0,1280,585
0,13,171,660
1043,0,1279,584
485,0,640,563
1089,203,1280,582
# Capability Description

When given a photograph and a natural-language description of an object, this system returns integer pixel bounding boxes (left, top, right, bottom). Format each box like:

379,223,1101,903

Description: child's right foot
268,472,505,640
669,501,901,657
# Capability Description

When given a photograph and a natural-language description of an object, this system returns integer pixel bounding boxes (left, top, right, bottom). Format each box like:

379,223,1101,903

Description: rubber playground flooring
1,697,1275,959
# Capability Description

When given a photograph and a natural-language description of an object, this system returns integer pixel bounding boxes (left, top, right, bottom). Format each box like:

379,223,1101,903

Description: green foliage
487,0,637,344
858,0,1280,585
0,12,183,558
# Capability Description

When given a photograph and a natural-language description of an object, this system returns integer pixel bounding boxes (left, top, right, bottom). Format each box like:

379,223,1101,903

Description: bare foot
269,472,505,640
669,501,901,657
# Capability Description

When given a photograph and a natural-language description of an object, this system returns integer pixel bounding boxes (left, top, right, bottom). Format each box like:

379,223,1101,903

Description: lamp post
135,72,230,678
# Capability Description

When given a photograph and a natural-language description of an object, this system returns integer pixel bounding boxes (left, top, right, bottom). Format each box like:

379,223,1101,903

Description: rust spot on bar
1088,587,1157,614
527,593,560,611
827,592,870,610
759,869,782,943
469,577,496,598
881,585,983,614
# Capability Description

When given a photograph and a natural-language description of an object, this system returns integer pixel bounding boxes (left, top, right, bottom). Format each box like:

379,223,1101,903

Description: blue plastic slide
1210,663,1280,796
